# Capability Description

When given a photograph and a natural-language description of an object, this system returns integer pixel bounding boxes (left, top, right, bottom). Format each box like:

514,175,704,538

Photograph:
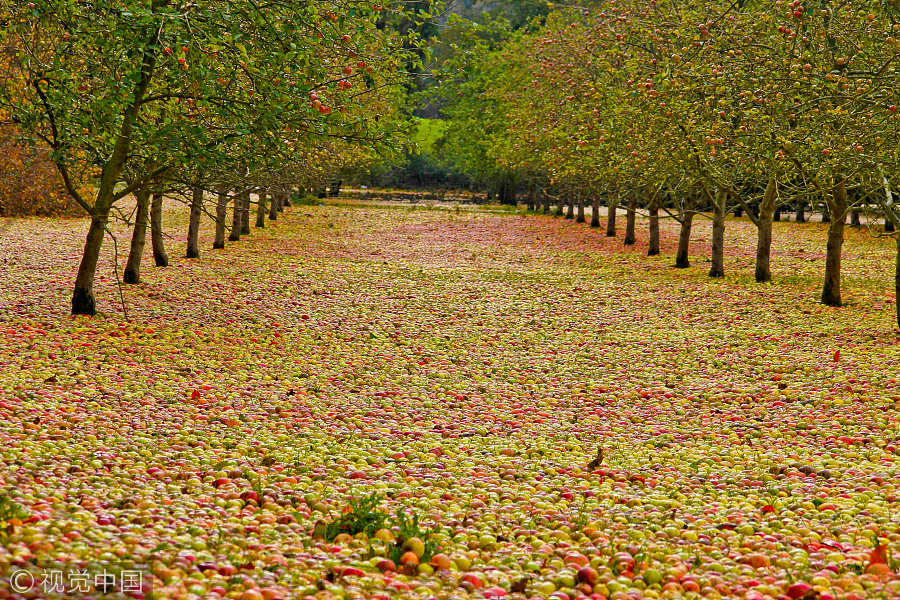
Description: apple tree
0,0,429,314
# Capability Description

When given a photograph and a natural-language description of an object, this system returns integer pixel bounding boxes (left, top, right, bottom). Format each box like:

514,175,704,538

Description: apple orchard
2,2,900,600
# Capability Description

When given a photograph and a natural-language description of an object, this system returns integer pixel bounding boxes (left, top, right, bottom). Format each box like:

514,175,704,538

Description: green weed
318,492,439,563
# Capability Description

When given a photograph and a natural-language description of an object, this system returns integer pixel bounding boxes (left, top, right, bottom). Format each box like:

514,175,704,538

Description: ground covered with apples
1,201,900,600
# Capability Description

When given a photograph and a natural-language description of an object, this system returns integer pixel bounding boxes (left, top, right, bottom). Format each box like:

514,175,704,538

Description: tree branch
32,78,92,213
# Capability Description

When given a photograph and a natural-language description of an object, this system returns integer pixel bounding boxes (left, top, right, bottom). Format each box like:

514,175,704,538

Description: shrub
0,126,85,217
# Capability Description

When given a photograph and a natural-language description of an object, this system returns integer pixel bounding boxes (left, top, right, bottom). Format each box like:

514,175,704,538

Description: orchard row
0,0,430,315
436,0,900,326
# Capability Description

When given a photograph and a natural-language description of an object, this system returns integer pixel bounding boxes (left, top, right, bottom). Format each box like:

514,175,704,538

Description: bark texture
674,213,694,268
895,239,900,329
150,193,168,266
240,193,251,235
709,193,725,278
186,184,203,259
624,197,636,246
72,217,107,315
256,193,267,228
214,187,229,249
229,192,242,242
123,187,151,284
269,190,280,221
606,197,617,237
877,172,900,328
648,201,660,256
755,176,777,283
821,181,848,307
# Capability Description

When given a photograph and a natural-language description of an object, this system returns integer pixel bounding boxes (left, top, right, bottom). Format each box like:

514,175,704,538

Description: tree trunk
773,207,781,222
648,201,660,256
590,196,600,228
497,178,508,205
850,210,861,228
542,189,551,214
555,192,565,217
565,193,574,219
606,197,617,237
496,175,516,205
576,195,585,223
887,218,896,233
754,212,774,282
821,181,848,307
733,206,743,218
890,236,900,329
895,237,900,329
256,193,267,228
229,192,242,241
821,203,831,223
240,193,251,235
624,197,636,246
186,184,203,259
282,190,291,208
755,176,777,283
877,172,900,328
72,215,108,315
150,192,168,267
709,192,725,278
123,187,151,284
269,190,280,221
795,202,806,223
70,11,160,315
675,213,694,268
214,187,229,249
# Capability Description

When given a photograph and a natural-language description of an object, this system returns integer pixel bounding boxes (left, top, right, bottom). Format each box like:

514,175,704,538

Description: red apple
577,567,599,586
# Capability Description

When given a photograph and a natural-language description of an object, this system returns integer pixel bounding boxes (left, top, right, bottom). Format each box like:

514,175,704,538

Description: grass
291,194,324,206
